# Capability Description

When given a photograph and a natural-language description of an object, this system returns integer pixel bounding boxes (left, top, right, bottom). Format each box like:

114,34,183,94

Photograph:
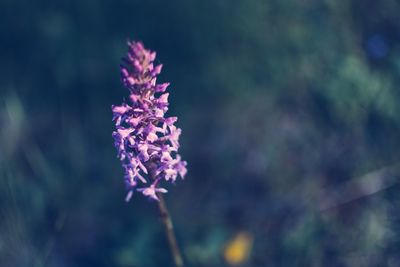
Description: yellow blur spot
224,232,253,265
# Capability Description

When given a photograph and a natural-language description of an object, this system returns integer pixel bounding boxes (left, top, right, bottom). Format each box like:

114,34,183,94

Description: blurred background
1,0,400,266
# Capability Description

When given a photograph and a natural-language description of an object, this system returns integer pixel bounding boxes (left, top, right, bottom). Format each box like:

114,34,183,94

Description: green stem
157,194,184,267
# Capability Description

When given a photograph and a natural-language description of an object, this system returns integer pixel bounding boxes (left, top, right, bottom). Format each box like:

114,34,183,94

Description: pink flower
112,41,187,201
137,184,168,201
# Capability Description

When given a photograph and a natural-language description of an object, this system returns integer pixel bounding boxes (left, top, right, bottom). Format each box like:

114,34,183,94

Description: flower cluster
112,41,187,201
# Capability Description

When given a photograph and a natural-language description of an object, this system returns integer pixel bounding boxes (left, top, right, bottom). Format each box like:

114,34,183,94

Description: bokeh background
1,0,400,266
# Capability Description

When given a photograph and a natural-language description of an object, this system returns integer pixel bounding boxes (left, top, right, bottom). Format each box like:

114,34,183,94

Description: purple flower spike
112,41,187,201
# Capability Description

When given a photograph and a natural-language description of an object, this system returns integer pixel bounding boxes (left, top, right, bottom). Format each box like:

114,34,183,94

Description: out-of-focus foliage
1,0,400,266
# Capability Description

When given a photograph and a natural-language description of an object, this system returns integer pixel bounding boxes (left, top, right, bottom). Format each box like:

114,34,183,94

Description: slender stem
157,194,184,267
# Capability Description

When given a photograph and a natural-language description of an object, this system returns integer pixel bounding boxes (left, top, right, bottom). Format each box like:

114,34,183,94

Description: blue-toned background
1,1,400,266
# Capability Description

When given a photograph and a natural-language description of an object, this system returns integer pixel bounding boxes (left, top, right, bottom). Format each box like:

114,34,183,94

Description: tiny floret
112,41,187,201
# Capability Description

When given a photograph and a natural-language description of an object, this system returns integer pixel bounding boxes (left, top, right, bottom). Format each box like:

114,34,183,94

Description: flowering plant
112,41,187,201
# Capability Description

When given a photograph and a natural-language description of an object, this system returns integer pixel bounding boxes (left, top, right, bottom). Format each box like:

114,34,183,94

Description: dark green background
1,0,400,266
